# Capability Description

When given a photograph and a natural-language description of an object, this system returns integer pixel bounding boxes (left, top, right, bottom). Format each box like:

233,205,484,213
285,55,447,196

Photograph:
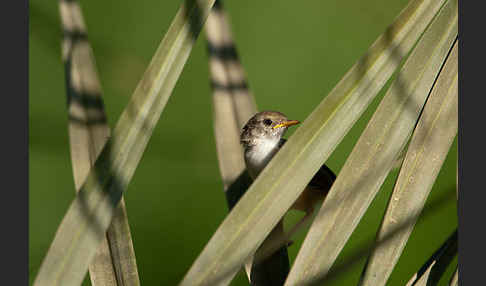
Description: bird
240,110,337,242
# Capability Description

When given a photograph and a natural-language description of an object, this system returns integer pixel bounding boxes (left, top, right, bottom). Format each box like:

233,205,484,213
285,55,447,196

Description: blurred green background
29,0,457,285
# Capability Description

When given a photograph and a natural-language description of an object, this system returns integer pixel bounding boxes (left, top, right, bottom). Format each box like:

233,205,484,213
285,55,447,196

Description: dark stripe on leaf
68,114,108,126
207,42,239,60
63,29,88,43
210,80,248,91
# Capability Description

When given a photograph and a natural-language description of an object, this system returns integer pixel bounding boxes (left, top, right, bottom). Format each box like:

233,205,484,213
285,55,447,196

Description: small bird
241,111,337,240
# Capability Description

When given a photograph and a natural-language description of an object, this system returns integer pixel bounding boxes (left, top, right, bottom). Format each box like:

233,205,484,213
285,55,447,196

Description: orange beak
273,120,300,129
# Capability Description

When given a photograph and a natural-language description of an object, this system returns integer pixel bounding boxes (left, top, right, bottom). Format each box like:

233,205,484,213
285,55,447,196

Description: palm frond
359,38,458,286
33,1,216,285
179,0,449,285
285,1,457,284
59,1,140,285
205,1,290,284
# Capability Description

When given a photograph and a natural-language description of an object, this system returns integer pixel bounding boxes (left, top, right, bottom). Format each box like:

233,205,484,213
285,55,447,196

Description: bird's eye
263,119,273,126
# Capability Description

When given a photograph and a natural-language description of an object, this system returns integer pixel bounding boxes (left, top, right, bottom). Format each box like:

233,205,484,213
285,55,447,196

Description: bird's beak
273,120,300,129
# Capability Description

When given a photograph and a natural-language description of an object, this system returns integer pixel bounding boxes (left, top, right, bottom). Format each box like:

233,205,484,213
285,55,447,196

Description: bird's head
240,111,300,148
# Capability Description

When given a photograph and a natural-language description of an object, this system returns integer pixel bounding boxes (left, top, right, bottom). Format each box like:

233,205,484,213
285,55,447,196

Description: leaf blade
285,0,457,284
205,1,291,285
33,1,216,285
359,38,458,286
59,1,141,285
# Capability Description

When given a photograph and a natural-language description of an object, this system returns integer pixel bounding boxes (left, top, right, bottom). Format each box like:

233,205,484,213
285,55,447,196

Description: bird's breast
244,138,280,179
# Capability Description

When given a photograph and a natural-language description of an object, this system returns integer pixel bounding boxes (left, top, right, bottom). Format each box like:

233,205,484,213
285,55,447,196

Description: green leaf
59,1,140,285
179,0,448,285
33,1,216,285
285,0,457,284
359,38,458,286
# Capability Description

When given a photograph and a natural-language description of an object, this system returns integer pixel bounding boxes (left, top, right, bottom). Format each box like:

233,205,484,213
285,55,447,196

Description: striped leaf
59,1,140,285
205,1,290,285
33,0,216,285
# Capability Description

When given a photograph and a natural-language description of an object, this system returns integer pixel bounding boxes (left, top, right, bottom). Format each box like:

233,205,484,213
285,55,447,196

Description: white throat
244,137,281,179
